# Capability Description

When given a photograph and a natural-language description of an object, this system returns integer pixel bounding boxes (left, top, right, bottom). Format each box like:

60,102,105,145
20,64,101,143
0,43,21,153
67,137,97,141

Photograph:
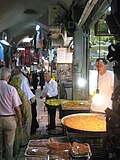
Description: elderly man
40,72,58,130
0,67,22,160
91,58,114,113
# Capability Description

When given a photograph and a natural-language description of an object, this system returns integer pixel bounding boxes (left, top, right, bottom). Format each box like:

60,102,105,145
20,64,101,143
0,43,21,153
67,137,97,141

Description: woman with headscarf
9,76,32,156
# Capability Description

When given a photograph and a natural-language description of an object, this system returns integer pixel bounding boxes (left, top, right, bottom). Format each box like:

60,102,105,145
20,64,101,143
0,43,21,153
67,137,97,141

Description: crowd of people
0,66,41,160
0,64,59,159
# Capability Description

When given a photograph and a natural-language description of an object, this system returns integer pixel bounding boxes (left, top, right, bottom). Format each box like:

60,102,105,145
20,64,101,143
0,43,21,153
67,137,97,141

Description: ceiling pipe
78,0,98,26
67,0,98,48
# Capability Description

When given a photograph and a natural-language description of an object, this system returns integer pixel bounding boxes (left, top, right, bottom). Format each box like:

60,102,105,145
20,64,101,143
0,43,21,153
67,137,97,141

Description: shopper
40,72,58,130
0,67,22,160
32,70,38,90
39,68,45,90
12,66,36,143
9,76,32,154
12,66,35,102
30,89,39,134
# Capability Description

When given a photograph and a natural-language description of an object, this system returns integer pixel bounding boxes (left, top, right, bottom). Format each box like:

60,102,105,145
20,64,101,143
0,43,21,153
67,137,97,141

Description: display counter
59,100,91,119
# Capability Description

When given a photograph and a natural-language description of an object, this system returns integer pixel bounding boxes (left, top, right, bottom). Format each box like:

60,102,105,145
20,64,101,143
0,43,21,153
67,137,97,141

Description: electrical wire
96,0,101,94
96,37,100,94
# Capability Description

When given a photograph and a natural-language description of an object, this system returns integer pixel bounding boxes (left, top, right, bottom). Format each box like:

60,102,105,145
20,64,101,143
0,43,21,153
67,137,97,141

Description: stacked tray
25,157,48,160
70,142,92,159
48,136,71,159
28,139,49,147
25,137,71,160
25,147,49,158
25,139,49,159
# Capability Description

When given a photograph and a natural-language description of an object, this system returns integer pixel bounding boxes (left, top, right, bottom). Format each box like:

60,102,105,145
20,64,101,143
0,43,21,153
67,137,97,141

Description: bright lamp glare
78,78,86,88
108,7,111,12
93,94,104,105
36,25,40,31
22,37,33,42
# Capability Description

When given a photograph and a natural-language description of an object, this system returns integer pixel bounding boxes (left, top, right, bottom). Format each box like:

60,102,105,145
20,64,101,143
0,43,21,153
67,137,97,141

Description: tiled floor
16,87,62,160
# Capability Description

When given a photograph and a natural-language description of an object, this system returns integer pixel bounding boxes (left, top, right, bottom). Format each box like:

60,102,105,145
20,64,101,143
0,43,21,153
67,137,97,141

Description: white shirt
16,73,35,100
91,70,114,113
41,79,58,98
0,80,22,115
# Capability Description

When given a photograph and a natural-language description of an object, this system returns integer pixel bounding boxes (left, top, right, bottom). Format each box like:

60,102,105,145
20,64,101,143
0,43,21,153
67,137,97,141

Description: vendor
91,58,114,113
40,72,58,130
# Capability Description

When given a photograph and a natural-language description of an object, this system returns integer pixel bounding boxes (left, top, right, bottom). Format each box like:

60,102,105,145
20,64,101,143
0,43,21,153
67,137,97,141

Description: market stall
59,100,91,119
44,99,91,135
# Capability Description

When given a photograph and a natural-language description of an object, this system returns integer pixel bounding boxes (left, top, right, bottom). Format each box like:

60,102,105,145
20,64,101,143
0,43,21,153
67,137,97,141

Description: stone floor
15,86,63,160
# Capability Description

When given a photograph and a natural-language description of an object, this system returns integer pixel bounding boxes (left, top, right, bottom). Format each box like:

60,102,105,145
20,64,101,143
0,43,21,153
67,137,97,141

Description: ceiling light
0,40,10,46
17,47,25,51
36,25,40,31
22,37,33,43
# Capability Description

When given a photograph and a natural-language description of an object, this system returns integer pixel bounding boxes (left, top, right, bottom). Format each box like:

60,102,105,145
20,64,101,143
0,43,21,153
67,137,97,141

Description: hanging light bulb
92,89,104,105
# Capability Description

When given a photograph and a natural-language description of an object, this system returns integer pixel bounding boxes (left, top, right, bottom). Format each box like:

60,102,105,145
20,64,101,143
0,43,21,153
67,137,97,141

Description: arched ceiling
0,0,88,47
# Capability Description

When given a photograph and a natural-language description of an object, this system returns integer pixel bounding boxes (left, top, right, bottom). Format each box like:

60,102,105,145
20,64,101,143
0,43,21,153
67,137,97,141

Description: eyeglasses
96,65,105,68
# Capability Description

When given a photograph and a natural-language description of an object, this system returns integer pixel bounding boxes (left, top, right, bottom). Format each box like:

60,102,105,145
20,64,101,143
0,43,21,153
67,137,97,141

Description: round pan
61,113,106,133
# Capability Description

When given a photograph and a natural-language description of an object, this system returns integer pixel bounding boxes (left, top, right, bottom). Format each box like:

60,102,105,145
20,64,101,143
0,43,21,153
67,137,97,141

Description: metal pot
61,113,106,133
61,113,107,159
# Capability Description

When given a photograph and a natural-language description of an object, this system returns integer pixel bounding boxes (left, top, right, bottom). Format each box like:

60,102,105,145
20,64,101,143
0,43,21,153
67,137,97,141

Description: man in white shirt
91,58,114,113
0,67,22,160
40,72,58,130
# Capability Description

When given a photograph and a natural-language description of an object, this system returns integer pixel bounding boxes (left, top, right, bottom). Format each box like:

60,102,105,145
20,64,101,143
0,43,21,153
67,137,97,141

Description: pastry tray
28,139,49,147
48,150,70,160
48,136,71,150
70,142,92,158
61,100,90,110
25,157,48,160
25,147,49,157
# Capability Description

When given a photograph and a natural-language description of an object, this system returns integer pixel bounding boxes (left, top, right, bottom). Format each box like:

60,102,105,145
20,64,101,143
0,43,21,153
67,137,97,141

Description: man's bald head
44,72,51,83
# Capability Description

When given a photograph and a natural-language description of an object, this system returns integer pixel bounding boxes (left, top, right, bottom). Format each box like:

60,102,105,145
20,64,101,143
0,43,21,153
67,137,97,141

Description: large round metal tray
45,99,61,108
61,113,106,133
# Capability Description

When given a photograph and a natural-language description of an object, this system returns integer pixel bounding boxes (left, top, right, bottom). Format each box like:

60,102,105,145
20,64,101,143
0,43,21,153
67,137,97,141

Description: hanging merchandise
36,31,40,48
24,47,31,66
35,27,45,49
40,28,44,49
0,43,4,61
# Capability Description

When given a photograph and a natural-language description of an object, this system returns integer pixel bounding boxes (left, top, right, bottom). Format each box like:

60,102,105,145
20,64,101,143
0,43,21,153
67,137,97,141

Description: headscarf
9,75,31,118
9,76,22,95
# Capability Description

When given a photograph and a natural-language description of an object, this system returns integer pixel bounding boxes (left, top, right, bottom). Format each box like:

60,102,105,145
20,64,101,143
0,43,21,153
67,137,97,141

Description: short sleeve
12,87,22,108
